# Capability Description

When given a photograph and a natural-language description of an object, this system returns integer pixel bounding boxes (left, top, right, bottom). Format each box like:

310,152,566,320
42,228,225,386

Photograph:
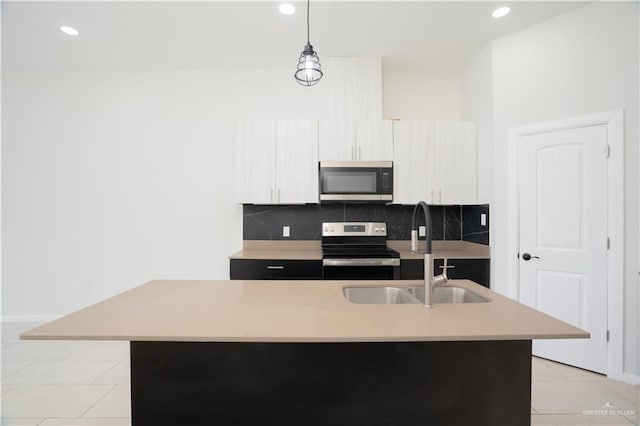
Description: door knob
521,253,540,261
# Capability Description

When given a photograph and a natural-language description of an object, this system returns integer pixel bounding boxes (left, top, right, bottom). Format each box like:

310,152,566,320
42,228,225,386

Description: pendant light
294,0,323,86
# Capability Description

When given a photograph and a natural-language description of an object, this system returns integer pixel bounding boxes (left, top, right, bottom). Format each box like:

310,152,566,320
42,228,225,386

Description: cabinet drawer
400,258,490,288
230,260,323,280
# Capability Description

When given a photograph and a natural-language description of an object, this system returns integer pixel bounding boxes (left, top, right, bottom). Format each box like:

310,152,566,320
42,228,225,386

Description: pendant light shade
295,43,322,86
295,0,322,86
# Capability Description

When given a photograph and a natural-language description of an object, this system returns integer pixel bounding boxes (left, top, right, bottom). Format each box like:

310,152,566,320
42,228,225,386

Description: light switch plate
481,214,487,226
283,226,290,238
419,226,426,237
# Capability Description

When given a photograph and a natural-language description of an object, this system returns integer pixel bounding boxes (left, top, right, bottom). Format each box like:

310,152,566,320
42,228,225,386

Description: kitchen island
22,279,588,426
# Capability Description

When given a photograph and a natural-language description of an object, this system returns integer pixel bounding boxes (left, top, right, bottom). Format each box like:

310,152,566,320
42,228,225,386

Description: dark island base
131,340,532,426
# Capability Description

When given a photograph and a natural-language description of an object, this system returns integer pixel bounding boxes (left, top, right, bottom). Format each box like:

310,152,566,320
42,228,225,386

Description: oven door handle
322,258,400,267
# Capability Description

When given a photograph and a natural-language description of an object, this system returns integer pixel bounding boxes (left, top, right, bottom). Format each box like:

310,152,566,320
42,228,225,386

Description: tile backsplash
243,203,490,245
462,204,490,245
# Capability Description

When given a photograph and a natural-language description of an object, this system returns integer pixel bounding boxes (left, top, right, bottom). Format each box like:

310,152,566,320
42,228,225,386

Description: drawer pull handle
438,265,455,269
267,266,285,270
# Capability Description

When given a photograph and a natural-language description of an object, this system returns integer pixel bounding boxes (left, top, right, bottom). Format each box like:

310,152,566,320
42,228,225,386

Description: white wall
3,64,447,319
2,69,327,319
488,2,639,376
383,70,461,120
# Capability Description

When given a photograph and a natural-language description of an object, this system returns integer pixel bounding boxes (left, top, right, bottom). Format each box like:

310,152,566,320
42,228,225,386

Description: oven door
322,258,400,280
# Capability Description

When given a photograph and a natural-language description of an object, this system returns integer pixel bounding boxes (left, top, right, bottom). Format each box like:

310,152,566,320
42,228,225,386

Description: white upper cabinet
393,121,436,204
393,121,477,205
235,119,318,204
235,120,276,204
276,120,319,204
318,120,355,161
318,120,393,161
324,57,382,121
435,122,477,205
355,120,394,161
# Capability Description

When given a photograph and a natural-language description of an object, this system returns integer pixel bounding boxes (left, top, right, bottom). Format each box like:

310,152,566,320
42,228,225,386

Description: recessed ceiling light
492,7,510,18
60,26,79,36
279,3,295,15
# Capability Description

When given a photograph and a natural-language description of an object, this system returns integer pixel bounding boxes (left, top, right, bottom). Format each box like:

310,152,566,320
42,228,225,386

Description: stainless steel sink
342,286,419,304
342,286,489,304
406,286,489,304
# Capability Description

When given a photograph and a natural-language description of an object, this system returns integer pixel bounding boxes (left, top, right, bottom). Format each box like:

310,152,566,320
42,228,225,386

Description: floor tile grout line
600,381,640,404
79,383,118,418
92,359,125,385
2,360,39,381
0,384,19,397
2,360,122,386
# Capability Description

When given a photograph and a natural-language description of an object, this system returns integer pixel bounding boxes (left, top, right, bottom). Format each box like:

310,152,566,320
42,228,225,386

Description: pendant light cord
306,0,310,45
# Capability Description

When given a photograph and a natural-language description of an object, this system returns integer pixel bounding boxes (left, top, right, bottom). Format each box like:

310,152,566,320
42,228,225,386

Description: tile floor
1,322,639,426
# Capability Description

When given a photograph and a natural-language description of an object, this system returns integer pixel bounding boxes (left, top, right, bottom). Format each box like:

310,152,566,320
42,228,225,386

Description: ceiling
2,1,589,72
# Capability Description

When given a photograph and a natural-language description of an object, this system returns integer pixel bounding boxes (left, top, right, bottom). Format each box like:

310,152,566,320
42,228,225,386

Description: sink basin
406,286,489,304
342,286,489,304
342,286,419,304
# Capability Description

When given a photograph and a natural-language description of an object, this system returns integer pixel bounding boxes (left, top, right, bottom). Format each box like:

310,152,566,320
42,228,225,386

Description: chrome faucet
411,201,448,308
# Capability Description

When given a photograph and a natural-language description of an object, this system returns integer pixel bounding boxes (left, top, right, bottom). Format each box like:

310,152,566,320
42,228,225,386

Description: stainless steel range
321,222,400,280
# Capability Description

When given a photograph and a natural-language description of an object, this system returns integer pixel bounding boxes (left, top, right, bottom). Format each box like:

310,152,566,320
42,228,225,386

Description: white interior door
518,125,608,374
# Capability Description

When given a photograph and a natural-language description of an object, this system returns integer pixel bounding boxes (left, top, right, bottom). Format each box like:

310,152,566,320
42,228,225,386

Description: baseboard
2,315,61,323
622,372,640,385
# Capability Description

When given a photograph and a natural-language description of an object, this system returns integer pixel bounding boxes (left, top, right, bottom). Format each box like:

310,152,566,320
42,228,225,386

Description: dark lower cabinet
400,258,490,288
131,340,532,426
230,259,322,280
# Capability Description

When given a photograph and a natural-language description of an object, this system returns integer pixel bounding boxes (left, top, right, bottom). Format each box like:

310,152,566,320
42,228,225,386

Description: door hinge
606,145,611,158
606,330,610,342
607,237,610,250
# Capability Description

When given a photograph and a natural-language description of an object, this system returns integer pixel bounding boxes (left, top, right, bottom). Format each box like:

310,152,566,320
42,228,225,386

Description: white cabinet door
355,120,394,161
318,120,356,161
276,120,319,204
235,120,277,204
435,122,477,205
391,121,477,205
393,121,436,204
324,57,382,121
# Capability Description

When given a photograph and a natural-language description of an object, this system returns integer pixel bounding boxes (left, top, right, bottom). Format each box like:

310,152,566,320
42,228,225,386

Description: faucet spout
410,201,432,254
411,201,448,308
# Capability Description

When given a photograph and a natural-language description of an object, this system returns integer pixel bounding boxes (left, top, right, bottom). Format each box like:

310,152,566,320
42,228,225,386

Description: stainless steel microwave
319,161,393,202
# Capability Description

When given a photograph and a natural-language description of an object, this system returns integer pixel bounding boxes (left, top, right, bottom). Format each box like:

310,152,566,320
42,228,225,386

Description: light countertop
388,240,490,260
22,279,587,343
229,240,322,260
229,240,490,261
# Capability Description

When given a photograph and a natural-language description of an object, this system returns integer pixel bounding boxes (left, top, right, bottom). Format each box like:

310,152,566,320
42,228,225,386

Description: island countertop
22,279,588,343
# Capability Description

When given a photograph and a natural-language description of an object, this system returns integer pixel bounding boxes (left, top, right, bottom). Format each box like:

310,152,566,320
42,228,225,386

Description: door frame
506,110,624,380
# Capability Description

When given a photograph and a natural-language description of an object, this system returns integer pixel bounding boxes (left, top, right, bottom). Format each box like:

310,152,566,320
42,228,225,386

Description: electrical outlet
283,226,290,238
419,226,426,237
481,214,487,226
